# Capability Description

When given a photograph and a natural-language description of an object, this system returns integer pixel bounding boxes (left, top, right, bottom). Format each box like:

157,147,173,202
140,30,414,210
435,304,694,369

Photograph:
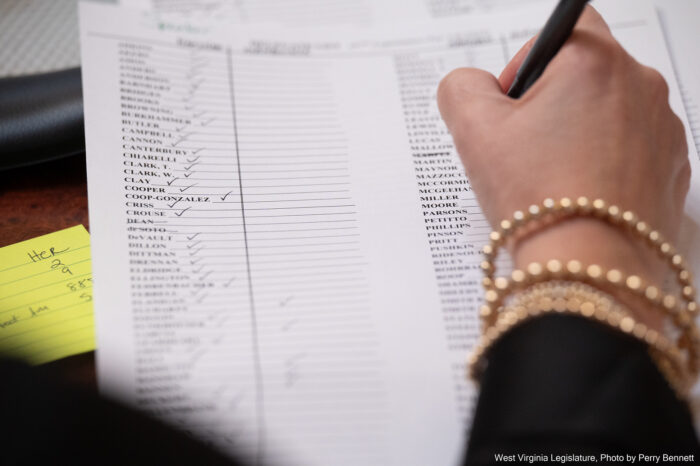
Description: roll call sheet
80,1,700,465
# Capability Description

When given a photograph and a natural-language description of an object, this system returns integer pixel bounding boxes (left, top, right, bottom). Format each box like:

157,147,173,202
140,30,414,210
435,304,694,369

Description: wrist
510,218,667,330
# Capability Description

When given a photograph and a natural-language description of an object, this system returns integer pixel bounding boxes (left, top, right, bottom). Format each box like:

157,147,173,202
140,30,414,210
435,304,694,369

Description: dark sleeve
464,314,700,465
0,359,247,466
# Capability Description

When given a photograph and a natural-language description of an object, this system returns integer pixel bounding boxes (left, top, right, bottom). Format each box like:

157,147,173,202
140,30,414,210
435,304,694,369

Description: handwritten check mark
167,177,179,186
180,183,197,193
221,190,234,201
172,134,190,147
187,156,201,164
175,207,191,217
187,233,201,241
187,240,202,249
190,257,204,265
189,247,204,256
193,265,205,274
183,172,193,178
199,271,213,281
202,118,216,127
168,199,182,208
223,277,236,288
184,162,199,171
193,148,205,154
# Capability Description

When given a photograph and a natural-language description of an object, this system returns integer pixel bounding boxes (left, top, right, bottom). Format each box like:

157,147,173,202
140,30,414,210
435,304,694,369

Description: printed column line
226,47,266,463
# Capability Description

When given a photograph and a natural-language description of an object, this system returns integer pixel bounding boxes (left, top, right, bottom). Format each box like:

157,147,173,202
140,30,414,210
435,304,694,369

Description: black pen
507,0,591,98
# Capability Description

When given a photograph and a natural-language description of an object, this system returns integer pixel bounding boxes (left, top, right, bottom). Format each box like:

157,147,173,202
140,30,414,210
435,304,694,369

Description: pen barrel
508,0,590,98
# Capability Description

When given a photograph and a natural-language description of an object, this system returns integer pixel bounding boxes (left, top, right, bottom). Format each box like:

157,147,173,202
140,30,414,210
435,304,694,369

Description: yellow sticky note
0,225,94,364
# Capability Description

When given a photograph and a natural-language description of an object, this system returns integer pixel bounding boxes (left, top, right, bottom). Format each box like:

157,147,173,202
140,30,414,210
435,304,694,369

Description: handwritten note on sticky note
0,225,94,364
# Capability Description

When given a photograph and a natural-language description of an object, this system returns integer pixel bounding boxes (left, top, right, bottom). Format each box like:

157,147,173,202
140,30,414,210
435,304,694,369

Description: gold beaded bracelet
480,197,696,304
469,281,692,398
479,260,700,377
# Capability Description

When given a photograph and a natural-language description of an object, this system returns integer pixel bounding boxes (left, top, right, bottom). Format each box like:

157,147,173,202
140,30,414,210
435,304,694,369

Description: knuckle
562,32,620,77
643,66,669,98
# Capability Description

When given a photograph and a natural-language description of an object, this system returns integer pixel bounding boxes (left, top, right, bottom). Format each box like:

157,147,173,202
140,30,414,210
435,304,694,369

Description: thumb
437,67,510,136
499,35,538,92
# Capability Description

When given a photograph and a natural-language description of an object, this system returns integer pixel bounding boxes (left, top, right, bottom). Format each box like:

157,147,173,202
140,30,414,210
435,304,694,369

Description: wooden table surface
0,155,97,389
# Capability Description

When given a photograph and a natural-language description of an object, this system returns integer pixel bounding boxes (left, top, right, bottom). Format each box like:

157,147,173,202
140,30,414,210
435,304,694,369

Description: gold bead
581,302,595,317
576,196,591,213
494,277,509,291
485,290,499,303
512,210,525,225
500,219,512,233
553,298,567,312
607,205,622,223
682,286,695,300
560,197,573,212
592,199,606,217
648,230,662,246
527,262,544,277
679,269,692,284
635,221,650,236
489,231,502,244
567,298,581,312
528,204,541,218
626,275,642,291
622,210,637,227
539,297,553,311
586,264,603,281
566,260,583,276
620,316,635,332
594,307,607,321
482,277,493,289
662,295,677,311
671,254,684,269
546,260,563,275
486,327,498,340
645,329,659,345
633,323,647,339
511,269,526,284
482,244,494,257
660,242,673,257
543,198,556,210
480,261,493,273
606,269,623,284
645,286,661,303
687,302,698,314
479,305,492,318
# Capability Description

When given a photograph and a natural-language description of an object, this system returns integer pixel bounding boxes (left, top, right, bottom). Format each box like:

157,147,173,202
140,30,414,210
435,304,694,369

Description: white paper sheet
118,0,700,146
81,1,700,464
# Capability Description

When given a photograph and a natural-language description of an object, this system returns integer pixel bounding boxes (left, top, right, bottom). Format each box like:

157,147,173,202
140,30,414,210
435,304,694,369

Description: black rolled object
0,67,84,171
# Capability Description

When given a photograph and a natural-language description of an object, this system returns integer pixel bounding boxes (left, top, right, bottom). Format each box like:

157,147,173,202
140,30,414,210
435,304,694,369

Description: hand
437,6,690,328
437,7,689,276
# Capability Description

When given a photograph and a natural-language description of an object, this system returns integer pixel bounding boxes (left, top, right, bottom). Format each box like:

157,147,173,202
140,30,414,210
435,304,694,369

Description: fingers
499,5,613,94
498,35,537,92
437,67,510,135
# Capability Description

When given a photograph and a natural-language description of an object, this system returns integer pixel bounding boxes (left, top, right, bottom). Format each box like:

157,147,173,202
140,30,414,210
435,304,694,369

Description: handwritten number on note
67,278,93,292
50,258,73,275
